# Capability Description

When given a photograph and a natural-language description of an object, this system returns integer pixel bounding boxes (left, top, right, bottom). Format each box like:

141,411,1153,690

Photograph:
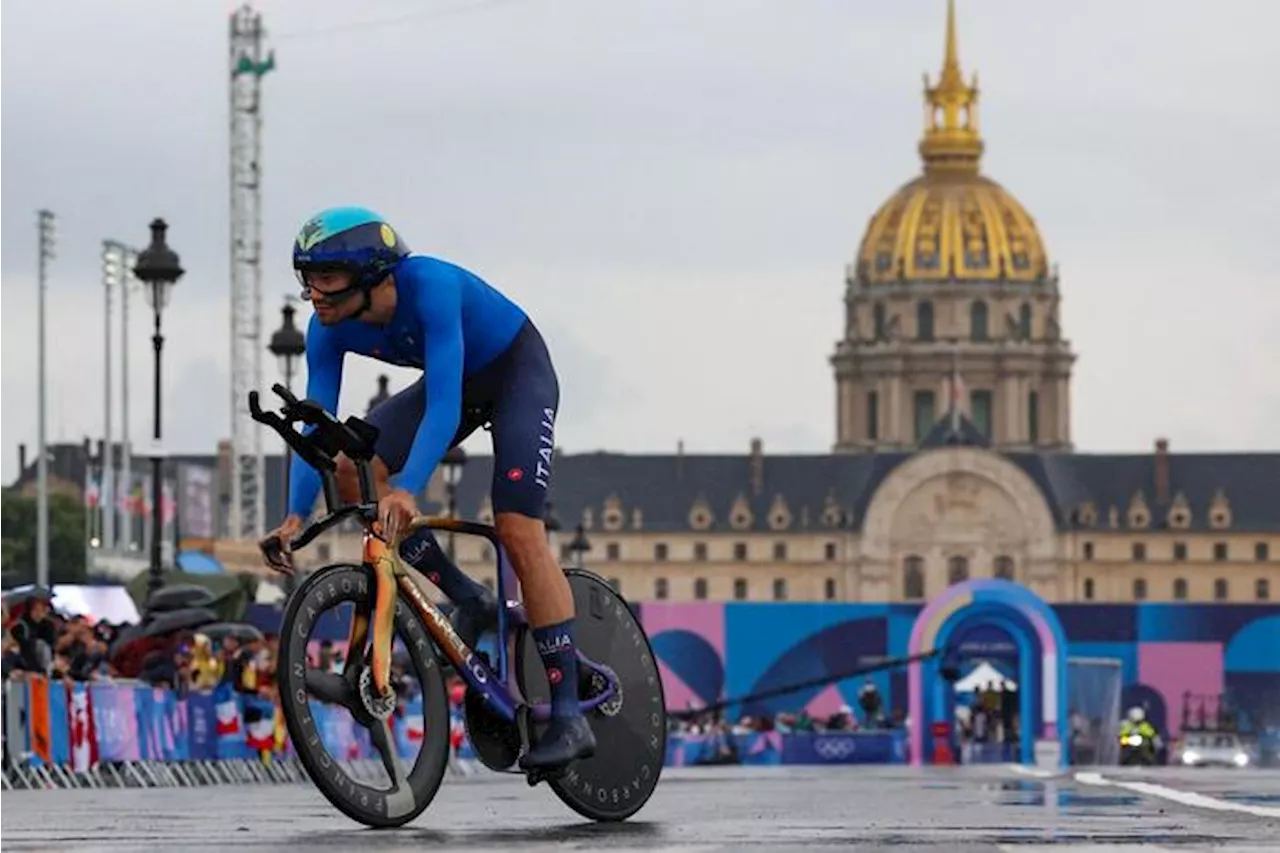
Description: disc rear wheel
517,569,667,821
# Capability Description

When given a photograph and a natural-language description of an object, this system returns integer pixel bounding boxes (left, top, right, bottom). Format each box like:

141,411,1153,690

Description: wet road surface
3,764,1278,851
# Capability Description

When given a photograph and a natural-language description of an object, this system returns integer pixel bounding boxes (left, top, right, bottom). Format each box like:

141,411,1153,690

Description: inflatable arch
907,578,1069,767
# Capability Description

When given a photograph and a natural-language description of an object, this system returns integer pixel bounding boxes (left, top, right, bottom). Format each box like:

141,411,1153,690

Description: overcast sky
4,0,1278,484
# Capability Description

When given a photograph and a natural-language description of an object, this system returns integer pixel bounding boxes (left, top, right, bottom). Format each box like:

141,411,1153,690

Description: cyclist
259,206,594,770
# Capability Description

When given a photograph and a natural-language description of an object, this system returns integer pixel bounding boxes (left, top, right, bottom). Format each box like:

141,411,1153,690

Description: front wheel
278,563,451,828
517,569,667,822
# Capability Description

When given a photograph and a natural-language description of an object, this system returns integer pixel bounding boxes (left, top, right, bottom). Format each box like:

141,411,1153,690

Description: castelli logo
507,467,524,481
547,667,563,685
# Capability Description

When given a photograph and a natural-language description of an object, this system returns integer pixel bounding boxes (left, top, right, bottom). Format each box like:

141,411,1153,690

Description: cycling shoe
520,714,597,771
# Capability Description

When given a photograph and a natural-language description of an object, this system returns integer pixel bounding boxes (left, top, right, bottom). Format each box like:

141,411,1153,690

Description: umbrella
139,607,220,639
147,584,218,614
2,585,54,607
199,622,264,644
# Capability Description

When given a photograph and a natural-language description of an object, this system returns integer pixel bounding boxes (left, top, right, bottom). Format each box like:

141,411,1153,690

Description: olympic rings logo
813,737,857,760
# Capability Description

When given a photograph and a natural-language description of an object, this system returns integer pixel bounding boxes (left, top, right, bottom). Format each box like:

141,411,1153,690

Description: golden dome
854,0,1050,286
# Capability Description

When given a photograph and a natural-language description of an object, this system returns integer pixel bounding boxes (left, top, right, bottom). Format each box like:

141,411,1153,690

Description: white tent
52,584,140,624
954,660,1017,693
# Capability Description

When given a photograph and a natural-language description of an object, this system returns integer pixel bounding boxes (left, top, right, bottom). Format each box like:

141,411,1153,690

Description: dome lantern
919,0,984,174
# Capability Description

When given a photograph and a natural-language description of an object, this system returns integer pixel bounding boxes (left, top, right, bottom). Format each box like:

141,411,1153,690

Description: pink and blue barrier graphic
664,730,907,766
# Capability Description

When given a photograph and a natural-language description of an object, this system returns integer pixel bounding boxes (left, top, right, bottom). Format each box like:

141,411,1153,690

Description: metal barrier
2,676,479,791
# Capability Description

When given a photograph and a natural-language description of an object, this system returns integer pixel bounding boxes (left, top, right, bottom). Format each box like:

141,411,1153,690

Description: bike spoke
369,716,408,790
306,669,353,707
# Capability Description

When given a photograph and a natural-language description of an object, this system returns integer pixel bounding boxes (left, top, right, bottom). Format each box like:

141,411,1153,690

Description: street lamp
568,523,592,570
36,210,57,590
441,446,467,560
268,299,306,593
132,218,184,608
543,501,562,555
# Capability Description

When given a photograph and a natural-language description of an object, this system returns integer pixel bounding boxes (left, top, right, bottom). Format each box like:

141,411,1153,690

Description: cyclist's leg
359,377,492,612
487,322,594,768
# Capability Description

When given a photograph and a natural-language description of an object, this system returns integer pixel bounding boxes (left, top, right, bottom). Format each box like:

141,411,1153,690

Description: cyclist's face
303,271,359,324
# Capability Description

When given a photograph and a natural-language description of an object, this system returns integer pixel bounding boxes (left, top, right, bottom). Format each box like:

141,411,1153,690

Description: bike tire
278,562,451,828
516,568,668,822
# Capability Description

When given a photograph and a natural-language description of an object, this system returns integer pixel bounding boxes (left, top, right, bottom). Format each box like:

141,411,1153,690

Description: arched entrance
907,578,1068,767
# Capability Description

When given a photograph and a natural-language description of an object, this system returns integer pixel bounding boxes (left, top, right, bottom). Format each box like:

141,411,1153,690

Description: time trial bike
249,384,667,828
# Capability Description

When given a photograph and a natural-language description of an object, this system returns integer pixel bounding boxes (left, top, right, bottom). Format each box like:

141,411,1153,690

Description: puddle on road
981,780,1142,811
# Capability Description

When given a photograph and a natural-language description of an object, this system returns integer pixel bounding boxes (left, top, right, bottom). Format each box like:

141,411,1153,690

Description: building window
1214,578,1228,601
1028,390,1039,443
1173,542,1187,561
733,578,748,600
904,556,925,599
1133,578,1147,601
1019,302,1033,339
694,578,708,600
694,542,708,561
874,302,887,340
654,543,668,561
733,542,747,561
1257,542,1270,561
1173,578,1188,600
654,578,669,600
608,577,621,593
970,390,992,439
824,578,837,600
970,300,989,341
947,555,969,585
914,390,936,442
867,391,879,440
1214,542,1228,562
1083,578,1095,600
773,542,787,561
772,578,787,601
916,301,935,341
1257,579,1271,601
606,542,620,561
824,542,837,561
1083,541,1094,561
993,555,1014,580
1132,542,1146,561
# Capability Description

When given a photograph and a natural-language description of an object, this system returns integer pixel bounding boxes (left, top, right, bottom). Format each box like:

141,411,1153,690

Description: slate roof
13,427,1280,536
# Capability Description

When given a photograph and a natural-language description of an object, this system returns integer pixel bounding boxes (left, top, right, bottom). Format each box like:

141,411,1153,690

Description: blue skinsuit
287,255,558,520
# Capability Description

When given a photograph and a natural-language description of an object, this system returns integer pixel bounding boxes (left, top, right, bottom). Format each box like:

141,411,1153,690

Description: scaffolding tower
228,5,275,539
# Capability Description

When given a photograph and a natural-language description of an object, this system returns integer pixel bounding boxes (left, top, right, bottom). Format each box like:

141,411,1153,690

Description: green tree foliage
1,489,87,586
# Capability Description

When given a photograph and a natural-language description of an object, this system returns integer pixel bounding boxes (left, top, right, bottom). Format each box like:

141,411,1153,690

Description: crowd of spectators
2,594,280,707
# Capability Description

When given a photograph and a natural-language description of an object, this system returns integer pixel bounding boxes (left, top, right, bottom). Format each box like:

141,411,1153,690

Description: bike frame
337,512,621,725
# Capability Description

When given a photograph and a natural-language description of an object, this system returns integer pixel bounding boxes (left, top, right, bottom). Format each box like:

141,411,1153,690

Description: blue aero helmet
292,206,411,306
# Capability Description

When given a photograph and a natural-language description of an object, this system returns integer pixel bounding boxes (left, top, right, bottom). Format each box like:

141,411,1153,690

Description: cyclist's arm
286,317,345,519
391,277,464,498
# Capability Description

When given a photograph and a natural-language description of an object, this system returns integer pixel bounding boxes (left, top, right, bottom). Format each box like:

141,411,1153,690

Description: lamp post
269,299,306,593
36,210,57,589
441,446,467,561
132,218,184,608
568,523,591,570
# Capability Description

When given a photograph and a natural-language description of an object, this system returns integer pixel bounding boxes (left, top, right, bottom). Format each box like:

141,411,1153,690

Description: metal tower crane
228,4,275,539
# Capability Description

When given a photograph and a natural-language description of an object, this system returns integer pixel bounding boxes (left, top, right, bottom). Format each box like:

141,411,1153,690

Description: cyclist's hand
379,489,418,542
260,515,304,574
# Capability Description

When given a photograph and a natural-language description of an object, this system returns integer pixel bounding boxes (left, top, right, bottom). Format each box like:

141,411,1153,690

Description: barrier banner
4,680,28,760
26,675,52,764
135,688,162,760
90,684,140,761
186,691,218,760
69,684,99,772
779,731,906,765
48,681,71,765
243,694,277,752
